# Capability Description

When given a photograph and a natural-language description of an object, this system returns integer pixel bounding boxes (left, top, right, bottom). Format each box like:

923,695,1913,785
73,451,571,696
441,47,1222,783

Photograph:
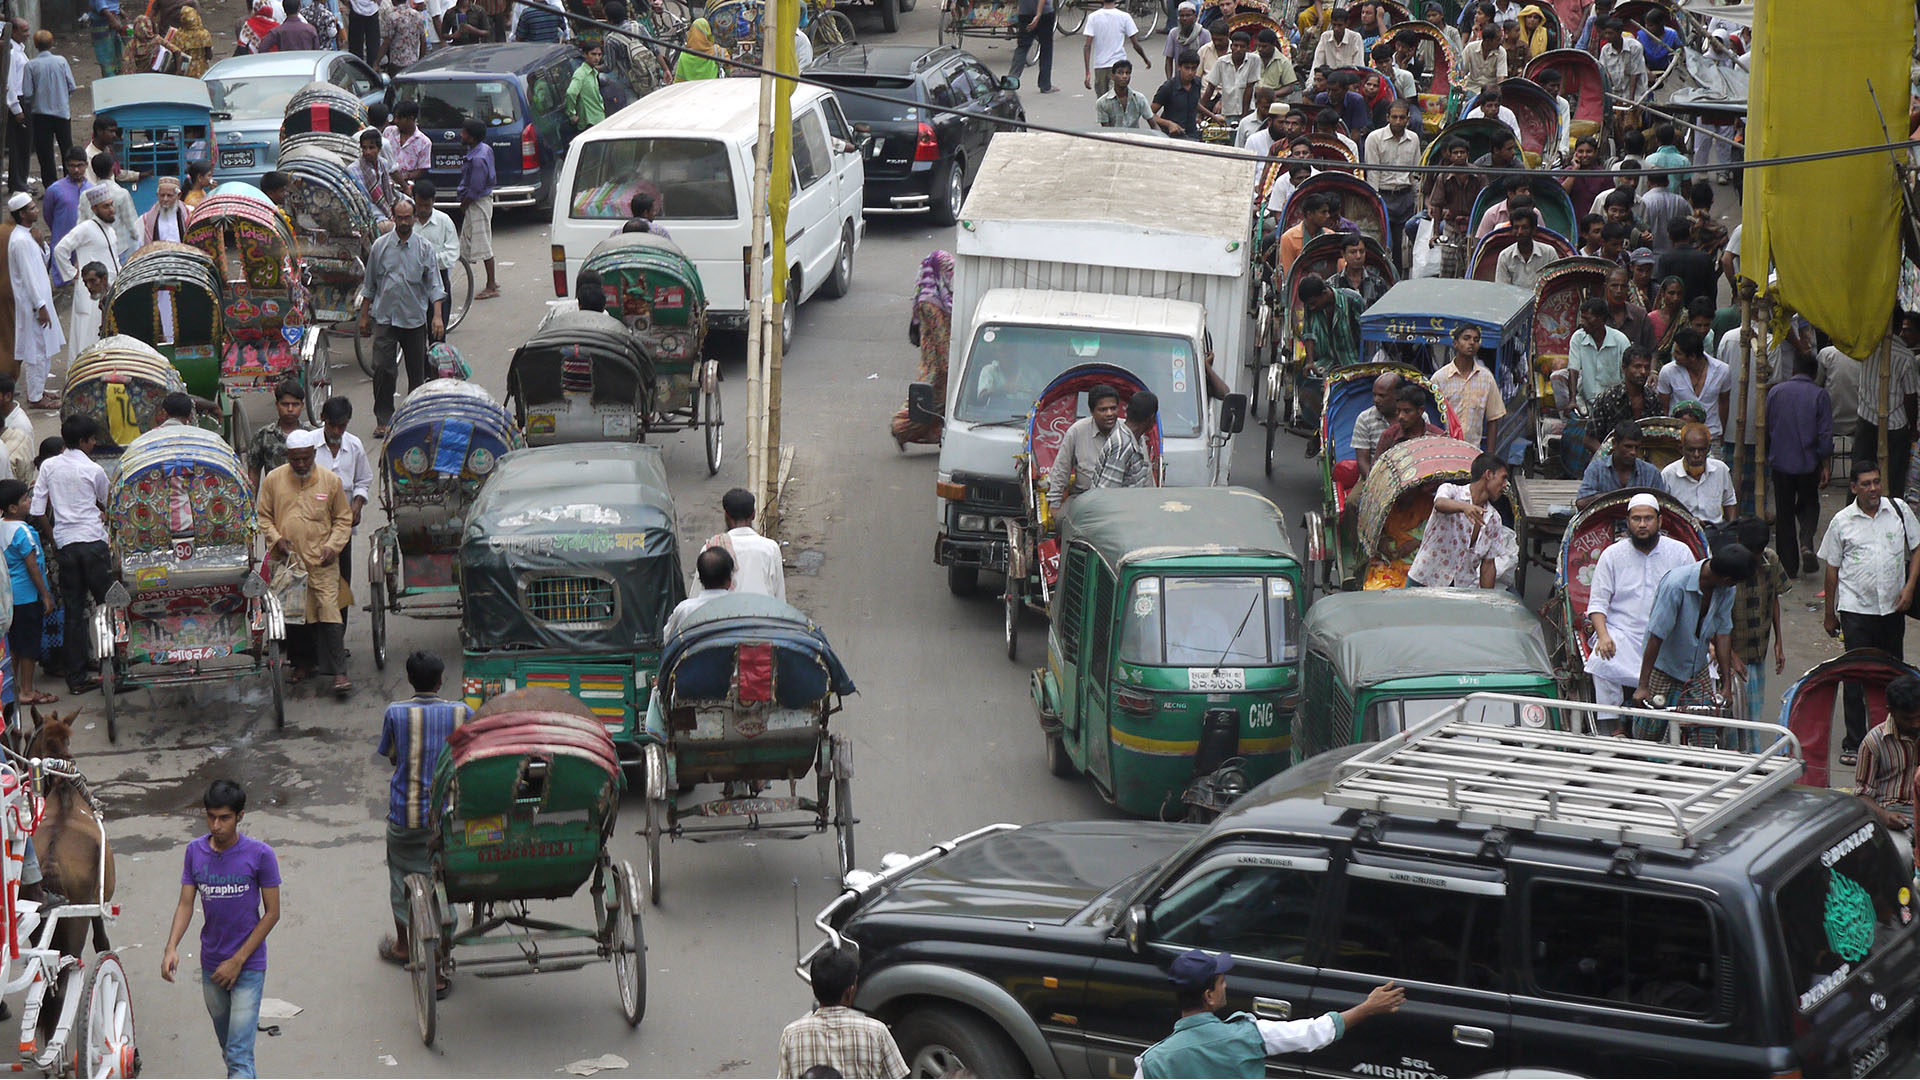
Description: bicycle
1053,0,1160,37
805,0,857,46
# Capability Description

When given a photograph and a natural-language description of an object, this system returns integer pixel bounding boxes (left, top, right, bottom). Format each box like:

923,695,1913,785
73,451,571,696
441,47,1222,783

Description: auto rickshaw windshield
956,325,1202,436
1121,575,1297,667
1370,694,1538,737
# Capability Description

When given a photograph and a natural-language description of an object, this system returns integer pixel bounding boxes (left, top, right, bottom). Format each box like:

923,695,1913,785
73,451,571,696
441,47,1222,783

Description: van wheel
930,157,964,226
893,1007,1027,1079
822,224,854,299
780,271,799,351
878,0,900,31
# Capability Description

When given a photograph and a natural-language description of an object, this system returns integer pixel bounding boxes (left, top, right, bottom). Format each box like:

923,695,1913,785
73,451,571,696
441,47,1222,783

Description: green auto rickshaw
460,443,685,767
1031,486,1304,820
1291,588,1562,765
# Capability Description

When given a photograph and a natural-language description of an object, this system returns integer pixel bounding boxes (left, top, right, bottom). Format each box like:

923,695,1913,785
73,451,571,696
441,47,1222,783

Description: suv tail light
552,244,568,297
913,122,939,163
521,123,538,172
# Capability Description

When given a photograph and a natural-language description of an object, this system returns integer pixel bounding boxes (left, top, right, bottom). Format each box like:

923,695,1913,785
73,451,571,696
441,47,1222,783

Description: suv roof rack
1326,694,1804,852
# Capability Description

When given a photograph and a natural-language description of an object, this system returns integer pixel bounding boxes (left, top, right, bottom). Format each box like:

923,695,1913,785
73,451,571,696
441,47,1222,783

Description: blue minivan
391,43,638,212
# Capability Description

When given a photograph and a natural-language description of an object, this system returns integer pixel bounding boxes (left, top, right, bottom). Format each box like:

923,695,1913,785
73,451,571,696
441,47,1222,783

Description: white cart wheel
70,950,137,1079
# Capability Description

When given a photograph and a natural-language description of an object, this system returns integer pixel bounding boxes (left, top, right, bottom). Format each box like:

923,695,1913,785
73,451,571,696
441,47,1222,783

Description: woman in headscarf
236,2,280,54
1518,5,1550,59
127,16,163,72
674,17,725,82
890,250,954,449
1648,274,1685,349
164,6,215,76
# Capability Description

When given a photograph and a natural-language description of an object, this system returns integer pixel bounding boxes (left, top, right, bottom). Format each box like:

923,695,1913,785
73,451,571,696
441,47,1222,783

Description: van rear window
569,138,736,221
1776,822,1911,1012
394,80,520,129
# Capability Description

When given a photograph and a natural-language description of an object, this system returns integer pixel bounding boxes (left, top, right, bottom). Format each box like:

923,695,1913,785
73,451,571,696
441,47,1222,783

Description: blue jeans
201,967,265,1078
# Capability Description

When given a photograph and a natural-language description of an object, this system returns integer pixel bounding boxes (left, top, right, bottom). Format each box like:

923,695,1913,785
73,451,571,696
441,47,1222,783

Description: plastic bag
1410,214,1443,279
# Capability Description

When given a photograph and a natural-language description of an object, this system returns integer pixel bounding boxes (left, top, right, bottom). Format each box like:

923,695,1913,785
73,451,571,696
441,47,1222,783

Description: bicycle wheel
653,0,691,44
444,259,475,332
1054,0,1087,33
811,9,855,46
1126,0,1160,36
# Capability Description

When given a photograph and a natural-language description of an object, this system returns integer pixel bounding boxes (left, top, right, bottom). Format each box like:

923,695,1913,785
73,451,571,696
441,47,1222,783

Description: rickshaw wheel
1054,0,1086,33
1003,588,1019,662
1263,411,1277,476
267,639,287,731
702,364,724,477
405,875,440,1046
831,735,856,882
610,860,646,1026
369,577,389,672
100,660,119,744
642,745,666,906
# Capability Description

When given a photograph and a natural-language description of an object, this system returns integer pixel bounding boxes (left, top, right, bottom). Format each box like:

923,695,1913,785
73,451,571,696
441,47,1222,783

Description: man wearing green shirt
566,43,609,130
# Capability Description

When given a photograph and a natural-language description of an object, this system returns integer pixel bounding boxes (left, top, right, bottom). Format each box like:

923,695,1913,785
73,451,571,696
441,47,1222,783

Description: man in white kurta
1584,493,1697,730
75,157,137,266
50,185,118,364
7,192,63,408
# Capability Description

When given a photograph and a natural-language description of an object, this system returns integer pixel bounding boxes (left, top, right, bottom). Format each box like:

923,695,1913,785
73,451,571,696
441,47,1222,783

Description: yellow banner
769,0,798,304
1742,0,1913,356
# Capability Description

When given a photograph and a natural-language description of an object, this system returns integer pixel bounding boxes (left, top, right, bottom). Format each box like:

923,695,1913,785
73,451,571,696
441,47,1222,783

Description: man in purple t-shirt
162,781,282,1079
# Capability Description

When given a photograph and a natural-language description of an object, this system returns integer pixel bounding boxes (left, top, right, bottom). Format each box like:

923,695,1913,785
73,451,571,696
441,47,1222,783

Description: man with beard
258,429,355,696
1584,492,1697,730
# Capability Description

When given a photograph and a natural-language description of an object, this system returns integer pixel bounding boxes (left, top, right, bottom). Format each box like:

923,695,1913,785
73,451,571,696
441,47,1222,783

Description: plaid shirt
776,1006,908,1079
1855,720,1920,813
1729,548,1788,663
378,694,473,829
1089,422,1152,492
248,421,296,479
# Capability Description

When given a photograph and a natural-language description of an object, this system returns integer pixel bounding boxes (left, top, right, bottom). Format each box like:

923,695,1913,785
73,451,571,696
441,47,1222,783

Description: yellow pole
743,29,775,510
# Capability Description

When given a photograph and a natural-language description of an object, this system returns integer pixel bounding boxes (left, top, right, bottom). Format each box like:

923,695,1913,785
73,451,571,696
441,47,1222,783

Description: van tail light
552,244,568,297
521,123,538,172
1114,686,1154,715
913,122,939,163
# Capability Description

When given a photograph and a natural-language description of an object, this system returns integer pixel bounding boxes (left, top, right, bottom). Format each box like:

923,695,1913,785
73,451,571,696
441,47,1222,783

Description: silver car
204,50,385,187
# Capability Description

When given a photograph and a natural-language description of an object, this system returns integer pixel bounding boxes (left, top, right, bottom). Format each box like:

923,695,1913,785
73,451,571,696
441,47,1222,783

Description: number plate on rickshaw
433,152,463,169
602,414,635,437
220,148,255,169
1188,668,1246,692
697,796,802,817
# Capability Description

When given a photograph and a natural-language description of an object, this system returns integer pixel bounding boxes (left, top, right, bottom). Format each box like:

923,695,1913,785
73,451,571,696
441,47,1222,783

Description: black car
802,720,1920,1078
809,43,1023,227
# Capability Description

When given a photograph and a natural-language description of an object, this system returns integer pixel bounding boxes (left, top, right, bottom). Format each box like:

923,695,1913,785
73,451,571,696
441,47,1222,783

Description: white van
549,79,865,344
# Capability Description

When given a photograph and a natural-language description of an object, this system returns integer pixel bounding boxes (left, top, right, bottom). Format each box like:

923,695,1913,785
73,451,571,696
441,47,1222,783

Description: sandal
475,286,500,300
373,426,390,439
22,692,56,705
377,936,407,966
1840,750,1859,767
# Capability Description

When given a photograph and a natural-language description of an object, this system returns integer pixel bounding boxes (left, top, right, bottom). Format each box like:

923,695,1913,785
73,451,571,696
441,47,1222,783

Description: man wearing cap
1163,2,1206,79
1585,491,1696,729
51,187,118,365
1096,59,1152,129
7,193,62,411
1243,99,1289,156
258,427,354,697
1135,949,1403,1078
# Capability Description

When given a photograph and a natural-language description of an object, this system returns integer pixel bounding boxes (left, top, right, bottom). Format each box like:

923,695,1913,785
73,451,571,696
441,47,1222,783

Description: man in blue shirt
21,30,73,190
376,650,470,992
1632,544,1752,738
41,147,87,288
1577,419,1669,507
1137,950,1404,1078
455,118,499,300
88,0,125,76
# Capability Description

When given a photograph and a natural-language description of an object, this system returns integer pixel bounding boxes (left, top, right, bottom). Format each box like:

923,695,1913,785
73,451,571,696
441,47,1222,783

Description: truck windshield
1121,576,1296,667
1777,823,1910,1013
954,325,1202,437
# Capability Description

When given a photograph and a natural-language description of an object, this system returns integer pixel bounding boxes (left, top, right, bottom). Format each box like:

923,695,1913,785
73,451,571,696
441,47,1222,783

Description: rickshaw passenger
1333,370,1400,502
663,546,733,642
1046,384,1125,514
1297,273,1363,454
1088,391,1158,492
1373,384,1431,456
259,429,354,697
1585,493,1695,730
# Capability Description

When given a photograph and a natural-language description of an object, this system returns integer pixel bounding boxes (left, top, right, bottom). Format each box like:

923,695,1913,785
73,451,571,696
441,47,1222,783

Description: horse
24,708,115,959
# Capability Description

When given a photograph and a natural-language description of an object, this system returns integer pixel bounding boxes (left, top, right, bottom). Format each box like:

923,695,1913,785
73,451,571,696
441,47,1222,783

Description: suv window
1331,867,1503,989
395,79,521,128
1530,881,1719,1016
926,71,956,109
945,63,978,102
794,108,831,189
1153,849,1327,965
1776,823,1910,1013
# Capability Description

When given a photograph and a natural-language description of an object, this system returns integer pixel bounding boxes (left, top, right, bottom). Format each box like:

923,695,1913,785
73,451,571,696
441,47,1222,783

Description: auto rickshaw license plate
603,414,635,437
1188,668,1245,692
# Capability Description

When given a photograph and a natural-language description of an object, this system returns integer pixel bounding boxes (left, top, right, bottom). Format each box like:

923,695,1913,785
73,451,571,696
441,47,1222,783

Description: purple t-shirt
180,834,280,972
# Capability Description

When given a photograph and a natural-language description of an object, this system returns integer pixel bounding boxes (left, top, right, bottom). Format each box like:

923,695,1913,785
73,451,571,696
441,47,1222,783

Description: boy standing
376,650,470,995
162,781,282,1079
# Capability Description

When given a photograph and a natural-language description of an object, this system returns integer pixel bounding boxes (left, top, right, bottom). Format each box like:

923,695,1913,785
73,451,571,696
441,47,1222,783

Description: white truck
910,131,1262,594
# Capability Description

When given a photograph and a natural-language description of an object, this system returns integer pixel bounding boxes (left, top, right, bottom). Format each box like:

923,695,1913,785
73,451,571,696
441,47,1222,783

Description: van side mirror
1001,75,1021,91
1123,904,1149,954
907,381,942,426
1219,392,1248,435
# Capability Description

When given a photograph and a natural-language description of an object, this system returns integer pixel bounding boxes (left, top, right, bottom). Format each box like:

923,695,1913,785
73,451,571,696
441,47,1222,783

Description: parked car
802,711,1919,1078
550,78,864,346
204,50,385,187
392,43,638,212
808,42,1022,226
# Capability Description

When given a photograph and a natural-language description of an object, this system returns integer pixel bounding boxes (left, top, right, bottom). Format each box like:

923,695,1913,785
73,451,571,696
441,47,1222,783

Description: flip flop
1840,750,1859,767
333,678,353,698
377,936,407,966
23,693,57,705
373,426,390,439
475,287,501,300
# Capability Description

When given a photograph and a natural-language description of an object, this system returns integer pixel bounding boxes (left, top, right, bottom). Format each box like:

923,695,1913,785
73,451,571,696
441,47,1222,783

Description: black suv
802,715,1920,1078
809,43,1024,227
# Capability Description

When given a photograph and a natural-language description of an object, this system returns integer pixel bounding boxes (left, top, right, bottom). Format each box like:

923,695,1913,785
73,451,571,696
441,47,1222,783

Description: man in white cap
7,192,63,410
1584,492,1697,731
258,426,355,697
51,186,118,365
1162,1,1206,79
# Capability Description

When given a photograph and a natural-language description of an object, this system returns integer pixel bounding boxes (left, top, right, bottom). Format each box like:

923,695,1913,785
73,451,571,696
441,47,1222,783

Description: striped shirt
378,694,472,829
1855,720,1920,817
1089,422,1153,492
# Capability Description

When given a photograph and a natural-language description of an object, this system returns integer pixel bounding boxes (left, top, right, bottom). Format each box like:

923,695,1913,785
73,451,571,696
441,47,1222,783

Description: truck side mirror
1123,904,1150,954
907,381,942,426
1219,392,1248,435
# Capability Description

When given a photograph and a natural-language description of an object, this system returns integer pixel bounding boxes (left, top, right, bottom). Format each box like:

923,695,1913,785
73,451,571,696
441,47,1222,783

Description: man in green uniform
1136,949,1405,1078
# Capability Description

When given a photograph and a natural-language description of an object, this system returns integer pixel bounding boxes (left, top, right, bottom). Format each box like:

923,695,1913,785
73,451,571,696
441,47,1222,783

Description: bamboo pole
743,32,776,516
1878,335,1893,483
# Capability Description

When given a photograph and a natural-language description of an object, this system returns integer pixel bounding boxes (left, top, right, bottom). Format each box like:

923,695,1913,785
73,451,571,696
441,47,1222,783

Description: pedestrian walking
52,187,119,362
707,487,785,601
378,0,427,73
77,153,138,265
88,0,128,76
246,379,305,489
314,396,370,626
376,650,469,993
1083,0,1152,96
1726,516,1787,744
1818,458,1920,766
1136,949,1403,1078
21,32,73,191
456,119,500,301
1766,349,1833,576
0,479,51,705
5,20,29,193
257,428,354,695
346,0,380,64
1007,0,1055,93
361,196,445,433
31,416,108,694
1633,543,1753,741
776,946,908,1079
7,193,64,410
161,780,282,1080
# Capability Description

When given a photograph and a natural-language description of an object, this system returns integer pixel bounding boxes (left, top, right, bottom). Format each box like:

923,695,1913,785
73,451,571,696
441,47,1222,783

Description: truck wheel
947,565,978,596
892,1007,1028,1079
878,0,900,32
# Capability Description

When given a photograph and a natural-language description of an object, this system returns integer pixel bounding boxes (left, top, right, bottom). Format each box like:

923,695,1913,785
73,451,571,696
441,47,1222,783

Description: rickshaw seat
120,545,252,592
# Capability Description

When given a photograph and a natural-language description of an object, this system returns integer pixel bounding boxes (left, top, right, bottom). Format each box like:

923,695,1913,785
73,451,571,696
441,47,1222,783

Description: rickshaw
1358,278,1537,461
403,691,644,1046
1300,133,1357,167
278,80,367,154
1469,222,1575,281
935,0,1018,42
1293,588,1562,764
1528,50,1608,148
365,379,523,670
1468,169,1577,239
637,592,858,904
100,241,227,409
1531,255,1613,473
1421,115,1511,166
1260,232,1398,473
460,444,685,765
1593,413,1687,468
579,234,721,474
91,74,213,213
59,335,230,457
1465,76,1566,165
92,425,287,741
1782,651,1920,789
1002,363,1160,662
1385,20,1460,133
505,310,657,450
1278,172,1390,249
183,185,329,417
277,146,378,376
1312,433,1483,591
705,0,766,66
1226,8,1287,47
1547,485,1706,702
1302,361,1456,572
1030,486,1304,820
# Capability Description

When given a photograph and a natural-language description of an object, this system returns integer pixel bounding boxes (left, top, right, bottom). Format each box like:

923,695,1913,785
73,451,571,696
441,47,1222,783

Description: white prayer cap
5,192,29,213
286,428,323,451
1627,493,1660,511
84,185,112,206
